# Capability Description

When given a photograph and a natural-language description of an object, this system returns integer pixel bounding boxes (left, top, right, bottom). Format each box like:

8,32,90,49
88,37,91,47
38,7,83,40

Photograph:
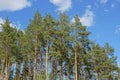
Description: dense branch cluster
0,11,120,80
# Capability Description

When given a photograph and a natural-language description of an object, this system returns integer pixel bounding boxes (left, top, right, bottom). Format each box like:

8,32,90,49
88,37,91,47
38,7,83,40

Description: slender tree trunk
38,48,42,74
21,63,26,80
46,39,49,80
75,48,78,80
4,47,11,80
51,59,55,80
28,60,32,80
4,61,11,80
0,58,5,80
60,62,62,80
15,62,21,80
59,37,63,80
33,47,37,80
40,53,42,74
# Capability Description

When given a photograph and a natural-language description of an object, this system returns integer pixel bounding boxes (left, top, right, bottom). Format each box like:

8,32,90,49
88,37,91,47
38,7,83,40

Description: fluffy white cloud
80,9,95,27
0,0,31,11
50,0,72,12
100,0,108,4
72,8,95,27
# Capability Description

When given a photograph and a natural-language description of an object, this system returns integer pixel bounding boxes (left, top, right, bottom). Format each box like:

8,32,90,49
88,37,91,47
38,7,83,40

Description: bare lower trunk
40,53,42,74
37,48,42,74
22,62,27,80
75,48,78,80
33,47,37,80
28,61,32,80
60,63,62,80
4,61,11,80
15,62,20,80
0,58,5,80
51,60,55,80
46,39,49,80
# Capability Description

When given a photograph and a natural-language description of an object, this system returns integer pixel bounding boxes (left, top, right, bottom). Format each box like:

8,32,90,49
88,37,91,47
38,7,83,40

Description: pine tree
0,12,119,80
43,13,56,80
0,18,17,80
26,11,43,80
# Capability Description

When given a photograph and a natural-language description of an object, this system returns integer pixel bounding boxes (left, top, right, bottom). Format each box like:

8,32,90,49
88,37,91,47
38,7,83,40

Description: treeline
0,11,120,80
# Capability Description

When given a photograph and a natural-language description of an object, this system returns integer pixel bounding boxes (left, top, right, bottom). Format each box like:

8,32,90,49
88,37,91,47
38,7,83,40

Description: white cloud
50,0,72,12
0,0,31,11
100,0,108,4
72,8,95,27
80,8,95,27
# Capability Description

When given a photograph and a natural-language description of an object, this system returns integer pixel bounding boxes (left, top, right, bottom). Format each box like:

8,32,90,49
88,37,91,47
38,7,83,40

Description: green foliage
0,11,119,80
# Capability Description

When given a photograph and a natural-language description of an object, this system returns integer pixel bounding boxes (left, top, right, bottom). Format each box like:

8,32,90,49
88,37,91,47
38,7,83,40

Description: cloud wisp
115,25,120,34
0,0,31,11
80,8,95,27
100,0,108,4
72,7,95,27
50,0,72,12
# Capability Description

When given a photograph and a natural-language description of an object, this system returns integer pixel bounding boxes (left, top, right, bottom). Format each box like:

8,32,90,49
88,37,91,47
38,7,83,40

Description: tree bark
60,63,62,80
4,61,11,80
4,47,10,80
52,59,55,80
15,62,21,80
28,60,32,80
75,48,78,80
38,47,42,74
0,58,5,80
33,47,37,80
46,39,49,80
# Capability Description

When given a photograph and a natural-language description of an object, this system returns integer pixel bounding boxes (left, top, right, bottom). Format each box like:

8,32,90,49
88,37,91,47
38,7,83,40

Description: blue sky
0,0,120,65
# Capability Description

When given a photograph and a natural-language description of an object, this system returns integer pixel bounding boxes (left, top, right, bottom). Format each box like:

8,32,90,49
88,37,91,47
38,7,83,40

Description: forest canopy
0,11,120,80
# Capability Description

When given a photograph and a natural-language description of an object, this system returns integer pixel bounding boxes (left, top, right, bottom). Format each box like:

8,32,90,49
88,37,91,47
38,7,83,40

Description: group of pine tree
0,11,120,80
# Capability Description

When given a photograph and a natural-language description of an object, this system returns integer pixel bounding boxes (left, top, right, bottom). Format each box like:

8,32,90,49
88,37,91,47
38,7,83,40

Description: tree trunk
51,61,54,80
38,48,42,74
4,61,11,80
28,60,32,80
60,63,62,80
75,48,78,80
33,47,37,80
4,47,10,80
46,39,49,80
15,62,21,80
0,58,5,80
